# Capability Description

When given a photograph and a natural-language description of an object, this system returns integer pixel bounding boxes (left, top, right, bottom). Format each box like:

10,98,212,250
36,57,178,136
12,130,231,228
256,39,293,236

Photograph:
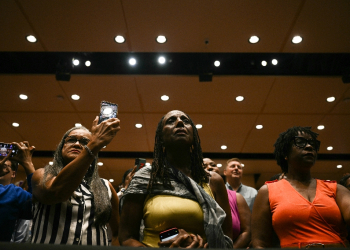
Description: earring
190,145,194,153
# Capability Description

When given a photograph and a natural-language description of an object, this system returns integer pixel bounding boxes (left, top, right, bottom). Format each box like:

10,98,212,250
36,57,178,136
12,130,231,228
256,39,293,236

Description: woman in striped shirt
31,116,120,245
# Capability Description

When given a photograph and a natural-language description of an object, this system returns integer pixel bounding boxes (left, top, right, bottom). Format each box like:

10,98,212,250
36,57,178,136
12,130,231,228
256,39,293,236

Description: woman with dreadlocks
252,126,350,248
31,117,120,245
119,110,233,248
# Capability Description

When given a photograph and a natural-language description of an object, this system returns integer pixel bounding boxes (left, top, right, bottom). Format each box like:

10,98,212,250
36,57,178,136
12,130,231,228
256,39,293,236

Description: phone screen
159,228,179,242
98,101,118,124
135,158,146,171
0,143,17,157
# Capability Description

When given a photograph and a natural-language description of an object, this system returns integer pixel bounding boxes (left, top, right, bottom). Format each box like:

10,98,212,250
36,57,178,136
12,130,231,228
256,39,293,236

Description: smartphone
159,228,179,242
0,143,17,157
98,101,118,124
135,158,146,171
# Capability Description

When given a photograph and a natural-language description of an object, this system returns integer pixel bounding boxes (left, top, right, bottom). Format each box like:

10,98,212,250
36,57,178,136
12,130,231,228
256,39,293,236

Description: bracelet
83,145,95,158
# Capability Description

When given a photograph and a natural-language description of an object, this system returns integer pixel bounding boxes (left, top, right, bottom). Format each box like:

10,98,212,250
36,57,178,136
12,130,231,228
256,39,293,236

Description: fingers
169,234,190,248
204,243,208,248
129,165,138,176
187,234,199,248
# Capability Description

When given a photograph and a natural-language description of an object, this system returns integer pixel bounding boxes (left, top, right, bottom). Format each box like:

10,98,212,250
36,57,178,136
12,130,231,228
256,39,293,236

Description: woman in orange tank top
252,126,350,248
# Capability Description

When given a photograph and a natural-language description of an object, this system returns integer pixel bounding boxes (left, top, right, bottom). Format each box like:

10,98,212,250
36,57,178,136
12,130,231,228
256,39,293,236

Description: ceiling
1,0,350,189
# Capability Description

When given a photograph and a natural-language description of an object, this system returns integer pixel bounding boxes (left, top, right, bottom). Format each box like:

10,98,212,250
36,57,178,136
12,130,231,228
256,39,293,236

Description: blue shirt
0,174,33,241
226,182,257,212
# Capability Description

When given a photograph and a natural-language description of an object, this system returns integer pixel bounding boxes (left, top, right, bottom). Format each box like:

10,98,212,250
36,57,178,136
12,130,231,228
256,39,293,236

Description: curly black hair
273,126,319,173
147,111,209,192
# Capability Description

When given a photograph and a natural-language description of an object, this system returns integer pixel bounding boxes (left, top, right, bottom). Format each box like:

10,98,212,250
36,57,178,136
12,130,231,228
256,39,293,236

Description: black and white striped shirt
31,179,111,245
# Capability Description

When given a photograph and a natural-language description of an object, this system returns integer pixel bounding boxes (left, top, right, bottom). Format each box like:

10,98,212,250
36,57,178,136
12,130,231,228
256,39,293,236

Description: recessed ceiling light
129,58,136,66
156,35,167,43
72,59,79,66
26,35,37,43
261,61,267,66
97,162,103,166
292,36,303,44
327,146,333,151
217,163,222,167
221,145,227,150
249,36,259,44
214,61,220,67
71,94,80,100
12,122,19,127
317,125,325,130
75,123,82,127
272,59,278,65
19,94,28,100
85,61,91,67
161,95,169,101
327,96,335,102
236,96,244,102
256,125,263,129
115,35,125,43
146,162,151,166
337,165,343,169
103,146,106,148
158,56,166,64
196,124,203,129
135,123,143,128
241,163,245,167
49,161,53,165
109,179,114,182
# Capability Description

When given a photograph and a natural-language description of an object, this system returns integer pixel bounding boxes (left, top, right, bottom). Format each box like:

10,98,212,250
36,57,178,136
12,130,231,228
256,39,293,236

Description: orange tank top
267,179,347,248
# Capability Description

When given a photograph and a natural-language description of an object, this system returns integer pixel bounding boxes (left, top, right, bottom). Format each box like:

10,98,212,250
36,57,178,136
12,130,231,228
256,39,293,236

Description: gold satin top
142,183,214,248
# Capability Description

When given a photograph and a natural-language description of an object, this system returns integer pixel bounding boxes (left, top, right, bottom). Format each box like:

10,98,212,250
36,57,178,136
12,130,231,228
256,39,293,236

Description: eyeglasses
64,136,90,147
293,136,320,151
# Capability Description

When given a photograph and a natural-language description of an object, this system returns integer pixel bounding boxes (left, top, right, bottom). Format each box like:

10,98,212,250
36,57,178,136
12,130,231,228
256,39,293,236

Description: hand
0,152,12,177
11,141,35,175
11,141,35,165
158,229,206,248
124,165,137,189
90,116,121,151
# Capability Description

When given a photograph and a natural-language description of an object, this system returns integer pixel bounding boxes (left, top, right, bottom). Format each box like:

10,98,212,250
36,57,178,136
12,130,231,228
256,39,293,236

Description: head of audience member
339,173,350,191
148,110,208,191
0,158,17,185
42,125,111,226
203,158,220,174
119,168,134,190
273,126,319,173
224,158,244,184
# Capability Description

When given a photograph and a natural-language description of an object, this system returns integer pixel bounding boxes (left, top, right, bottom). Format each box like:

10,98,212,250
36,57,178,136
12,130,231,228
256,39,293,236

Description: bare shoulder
257,184,269,196
236,192,244,201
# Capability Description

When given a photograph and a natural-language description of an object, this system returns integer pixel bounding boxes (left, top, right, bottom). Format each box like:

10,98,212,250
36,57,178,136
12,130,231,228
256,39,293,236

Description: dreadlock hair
41,126,111,226
273,126,319,173
148,111,209,192
339,173,350,188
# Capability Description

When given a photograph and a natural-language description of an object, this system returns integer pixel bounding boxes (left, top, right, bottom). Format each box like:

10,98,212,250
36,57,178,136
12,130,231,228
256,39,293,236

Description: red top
267,179,347,248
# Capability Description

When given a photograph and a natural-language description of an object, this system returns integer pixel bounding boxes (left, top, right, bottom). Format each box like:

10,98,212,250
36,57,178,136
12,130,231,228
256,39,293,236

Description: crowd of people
1,110,350,248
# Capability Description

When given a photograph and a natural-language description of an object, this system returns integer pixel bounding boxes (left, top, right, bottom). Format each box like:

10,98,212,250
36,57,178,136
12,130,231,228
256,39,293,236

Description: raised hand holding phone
98,101,118,124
